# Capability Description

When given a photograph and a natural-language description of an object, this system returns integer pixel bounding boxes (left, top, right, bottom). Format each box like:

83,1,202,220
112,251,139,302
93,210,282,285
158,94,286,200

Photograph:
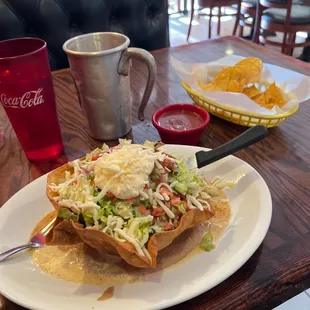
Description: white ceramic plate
0,145,272,310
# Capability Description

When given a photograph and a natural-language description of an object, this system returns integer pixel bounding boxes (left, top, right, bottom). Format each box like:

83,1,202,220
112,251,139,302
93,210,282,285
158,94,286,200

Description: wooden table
1,36,310,310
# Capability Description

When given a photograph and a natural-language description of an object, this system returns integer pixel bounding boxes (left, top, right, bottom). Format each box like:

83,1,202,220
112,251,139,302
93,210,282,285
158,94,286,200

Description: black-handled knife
186,125,268,170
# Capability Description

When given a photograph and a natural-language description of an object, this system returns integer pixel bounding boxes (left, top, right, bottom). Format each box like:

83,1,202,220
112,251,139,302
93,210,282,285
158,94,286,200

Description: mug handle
118,48,157,121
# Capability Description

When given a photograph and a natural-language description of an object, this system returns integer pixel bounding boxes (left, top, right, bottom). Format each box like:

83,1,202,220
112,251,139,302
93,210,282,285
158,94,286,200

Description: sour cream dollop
93,140,161,200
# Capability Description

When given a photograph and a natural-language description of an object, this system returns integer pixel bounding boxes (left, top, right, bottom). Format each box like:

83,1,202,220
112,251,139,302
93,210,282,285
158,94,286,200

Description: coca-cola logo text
0,88,44,109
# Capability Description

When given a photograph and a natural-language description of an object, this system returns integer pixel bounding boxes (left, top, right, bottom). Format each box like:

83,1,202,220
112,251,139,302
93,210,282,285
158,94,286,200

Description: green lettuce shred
200,232,215,252
83,212,94,226
169,160,205,195
58,208,78,221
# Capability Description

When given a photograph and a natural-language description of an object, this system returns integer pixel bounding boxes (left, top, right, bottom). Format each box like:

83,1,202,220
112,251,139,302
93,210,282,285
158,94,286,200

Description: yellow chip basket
182,81,299,128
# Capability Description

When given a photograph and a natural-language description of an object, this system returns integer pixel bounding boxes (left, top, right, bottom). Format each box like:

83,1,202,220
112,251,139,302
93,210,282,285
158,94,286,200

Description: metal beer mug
63,32,156,140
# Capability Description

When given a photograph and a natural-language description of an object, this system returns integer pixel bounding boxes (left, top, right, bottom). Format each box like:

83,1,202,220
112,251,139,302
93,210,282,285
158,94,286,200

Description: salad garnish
49,140,239,262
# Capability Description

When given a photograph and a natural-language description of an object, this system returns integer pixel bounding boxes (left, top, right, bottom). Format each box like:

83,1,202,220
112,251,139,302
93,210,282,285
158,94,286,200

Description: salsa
158,110,204,131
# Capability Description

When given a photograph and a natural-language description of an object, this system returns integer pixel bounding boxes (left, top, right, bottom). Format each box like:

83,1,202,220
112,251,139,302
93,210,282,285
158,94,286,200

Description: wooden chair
187,0,242,40
178,0,182,11
253,0,310,55
299,32,310,61
168,0,183,13
238,0,256,37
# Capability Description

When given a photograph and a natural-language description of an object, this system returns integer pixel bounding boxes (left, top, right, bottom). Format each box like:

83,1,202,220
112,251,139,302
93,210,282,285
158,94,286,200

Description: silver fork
0,216,56,262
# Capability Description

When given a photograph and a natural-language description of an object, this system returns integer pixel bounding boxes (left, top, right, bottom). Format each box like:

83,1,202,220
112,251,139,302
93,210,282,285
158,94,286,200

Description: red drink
0,38,64,162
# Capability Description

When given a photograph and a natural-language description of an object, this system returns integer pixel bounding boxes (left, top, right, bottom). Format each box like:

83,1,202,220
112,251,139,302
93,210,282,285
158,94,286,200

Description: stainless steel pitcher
63,32,156,140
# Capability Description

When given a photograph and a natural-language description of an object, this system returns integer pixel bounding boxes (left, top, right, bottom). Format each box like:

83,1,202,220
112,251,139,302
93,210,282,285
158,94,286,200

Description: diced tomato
91,154,100,161
171,196,181,205
164,223,173,230
72,180,77,185
106,192,115,199
162,158,172,167
126,197,136,203
160,187,173,197
152,207,165,217
138,205,148,214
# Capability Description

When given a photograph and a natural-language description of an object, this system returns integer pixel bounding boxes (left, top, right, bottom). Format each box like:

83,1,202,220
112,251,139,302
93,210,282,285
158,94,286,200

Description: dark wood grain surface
1,36,310,310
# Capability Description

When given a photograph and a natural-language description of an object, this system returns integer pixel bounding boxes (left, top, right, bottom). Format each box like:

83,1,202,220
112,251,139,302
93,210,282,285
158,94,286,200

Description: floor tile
168,7,307,59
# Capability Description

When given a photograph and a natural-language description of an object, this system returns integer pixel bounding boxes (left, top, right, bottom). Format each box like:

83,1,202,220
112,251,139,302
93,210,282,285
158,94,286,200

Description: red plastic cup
0,38,64,162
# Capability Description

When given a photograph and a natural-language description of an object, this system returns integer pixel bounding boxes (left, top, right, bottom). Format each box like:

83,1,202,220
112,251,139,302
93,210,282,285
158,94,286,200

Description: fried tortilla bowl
45,162,215,268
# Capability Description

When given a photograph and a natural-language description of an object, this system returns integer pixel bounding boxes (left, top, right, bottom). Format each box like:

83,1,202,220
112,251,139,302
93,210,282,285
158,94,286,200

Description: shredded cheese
156,199,175,219
93,142,163,199
114,228,145,257
142,247,152,263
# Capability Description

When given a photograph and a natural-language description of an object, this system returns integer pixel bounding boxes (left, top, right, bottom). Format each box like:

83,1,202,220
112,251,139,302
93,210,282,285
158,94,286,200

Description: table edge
154,36,310,71
52,36,310,75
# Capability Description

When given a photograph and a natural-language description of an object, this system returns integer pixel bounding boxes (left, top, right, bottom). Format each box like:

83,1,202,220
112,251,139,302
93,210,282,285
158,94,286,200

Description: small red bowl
152,103,210,145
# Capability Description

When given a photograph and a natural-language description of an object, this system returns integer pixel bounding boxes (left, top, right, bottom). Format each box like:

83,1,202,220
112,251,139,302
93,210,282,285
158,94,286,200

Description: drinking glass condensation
0,38,64,162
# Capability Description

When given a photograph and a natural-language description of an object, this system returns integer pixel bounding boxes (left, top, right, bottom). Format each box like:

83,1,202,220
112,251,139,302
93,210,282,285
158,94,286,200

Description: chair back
253,0,294,44
0,0,170,70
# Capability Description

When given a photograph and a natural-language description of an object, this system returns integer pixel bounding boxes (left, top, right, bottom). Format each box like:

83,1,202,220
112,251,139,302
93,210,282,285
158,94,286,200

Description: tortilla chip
234,57,263,84
252,93,267,106
237,77,247,93
229,67,244,83
243,85,260,99
200,82,222,91
265,82,286,108
251,82,286,109
202,67,231,92
46,162,214,268
227,79,240,93
197,57,264,95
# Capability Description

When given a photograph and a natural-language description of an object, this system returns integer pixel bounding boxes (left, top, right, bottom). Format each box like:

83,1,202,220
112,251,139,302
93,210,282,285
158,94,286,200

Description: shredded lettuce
123,217,153,246
211,175,245,190
143,140,156,149
125,218,134,228
83,212,95,226
58,208,78,221
113,202,133,219
200,232,215,252
173,182,188,195
97,196,111,207
85,148,101,161
170,160,204,195
139,221,151,231
87,174,95,181
97,203,114,218
150,224,163,233
178,203,186,214
99,215,108,225
104,205,114,216
171,207,178,215
92,187,100,197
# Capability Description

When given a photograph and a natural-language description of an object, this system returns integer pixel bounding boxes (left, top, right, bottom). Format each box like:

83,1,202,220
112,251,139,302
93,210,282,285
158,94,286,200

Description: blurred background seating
0,0,308,67
168,0,310,61
0,0,170,70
